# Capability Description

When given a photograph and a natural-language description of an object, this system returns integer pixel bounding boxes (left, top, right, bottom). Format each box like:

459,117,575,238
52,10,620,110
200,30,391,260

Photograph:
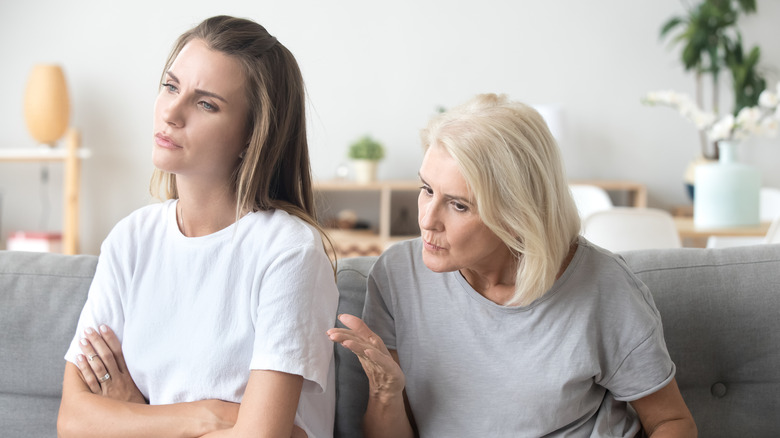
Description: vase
352,159,378,184
693,140,760,228
683,155,718,201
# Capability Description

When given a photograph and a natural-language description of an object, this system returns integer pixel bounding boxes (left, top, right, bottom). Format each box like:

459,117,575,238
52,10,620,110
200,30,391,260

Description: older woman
329,94,696,437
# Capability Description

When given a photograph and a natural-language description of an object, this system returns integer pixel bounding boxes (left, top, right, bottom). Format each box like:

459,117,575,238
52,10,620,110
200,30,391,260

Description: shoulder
569,238,647,290
246,208,323,250
111,200,171,232
101,200,172,247
559,237,662,323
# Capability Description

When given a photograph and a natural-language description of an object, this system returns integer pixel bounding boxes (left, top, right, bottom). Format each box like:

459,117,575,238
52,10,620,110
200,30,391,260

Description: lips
154,133,182,149
423,238,446,251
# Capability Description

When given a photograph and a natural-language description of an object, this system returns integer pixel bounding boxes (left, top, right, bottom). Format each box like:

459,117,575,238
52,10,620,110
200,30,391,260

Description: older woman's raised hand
328,314,406,397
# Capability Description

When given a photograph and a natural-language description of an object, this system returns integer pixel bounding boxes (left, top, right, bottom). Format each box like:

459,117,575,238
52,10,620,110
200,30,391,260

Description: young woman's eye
199,101,217,112
161,82,178,93
419,185,433,196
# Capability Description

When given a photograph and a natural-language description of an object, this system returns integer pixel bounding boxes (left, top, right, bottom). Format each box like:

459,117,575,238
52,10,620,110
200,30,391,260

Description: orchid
643,82,780,143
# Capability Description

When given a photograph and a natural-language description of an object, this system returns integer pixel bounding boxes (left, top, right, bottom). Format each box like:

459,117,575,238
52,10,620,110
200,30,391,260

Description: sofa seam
0,272,95,280
631,258,780,275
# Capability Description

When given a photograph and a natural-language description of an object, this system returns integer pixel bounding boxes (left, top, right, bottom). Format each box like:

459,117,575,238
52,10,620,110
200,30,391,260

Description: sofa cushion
333,257,374,438
622,244,780,437
0,250,96,435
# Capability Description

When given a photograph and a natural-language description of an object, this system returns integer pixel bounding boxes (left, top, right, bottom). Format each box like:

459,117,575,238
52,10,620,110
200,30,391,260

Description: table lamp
24,64,70,147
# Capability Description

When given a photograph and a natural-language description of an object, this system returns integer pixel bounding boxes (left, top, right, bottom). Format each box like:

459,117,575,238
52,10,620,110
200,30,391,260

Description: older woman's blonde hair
421,93,580,306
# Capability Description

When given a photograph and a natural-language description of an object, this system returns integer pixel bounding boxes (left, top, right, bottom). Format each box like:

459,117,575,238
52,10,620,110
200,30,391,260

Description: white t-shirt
363,237,675,437
65,199,339,437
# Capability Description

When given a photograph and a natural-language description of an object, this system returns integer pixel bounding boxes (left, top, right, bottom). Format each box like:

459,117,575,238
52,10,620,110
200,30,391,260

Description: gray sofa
2,245,779,437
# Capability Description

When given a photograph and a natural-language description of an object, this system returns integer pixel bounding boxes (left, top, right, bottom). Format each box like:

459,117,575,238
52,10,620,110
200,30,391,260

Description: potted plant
348,135,385,184
658,0,764,159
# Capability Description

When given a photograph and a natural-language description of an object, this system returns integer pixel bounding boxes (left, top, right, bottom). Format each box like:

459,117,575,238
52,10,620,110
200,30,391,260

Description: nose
157,93,185,128
418,194,442,231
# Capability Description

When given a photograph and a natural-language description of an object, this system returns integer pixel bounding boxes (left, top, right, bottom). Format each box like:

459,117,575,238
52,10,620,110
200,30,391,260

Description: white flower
736,106,762,134
692,109,716,129
709,114,735,142
759,89,779,108
644,83,780,144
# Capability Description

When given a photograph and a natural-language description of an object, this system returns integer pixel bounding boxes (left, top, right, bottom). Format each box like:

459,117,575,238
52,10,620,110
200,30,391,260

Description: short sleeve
63,228,128,364
596,275,676,402
601,324,676,402
250,243,339,394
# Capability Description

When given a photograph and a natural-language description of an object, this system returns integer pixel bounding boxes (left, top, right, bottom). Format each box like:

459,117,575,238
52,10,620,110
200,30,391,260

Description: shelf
314,180,420,258
0,129,88,254
0,147,92,161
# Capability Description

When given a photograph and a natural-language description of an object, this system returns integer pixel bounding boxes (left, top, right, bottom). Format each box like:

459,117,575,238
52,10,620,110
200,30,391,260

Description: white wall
1,0,779,254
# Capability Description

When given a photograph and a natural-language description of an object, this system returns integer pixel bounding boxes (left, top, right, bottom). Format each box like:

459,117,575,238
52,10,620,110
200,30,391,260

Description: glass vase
693,140,760,228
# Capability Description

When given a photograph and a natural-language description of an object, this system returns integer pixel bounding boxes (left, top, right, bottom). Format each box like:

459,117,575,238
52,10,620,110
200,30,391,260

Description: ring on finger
87,353,98,362
98,372,111,383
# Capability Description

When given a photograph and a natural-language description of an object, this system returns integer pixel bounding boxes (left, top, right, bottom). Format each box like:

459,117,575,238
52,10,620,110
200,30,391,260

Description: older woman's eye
452,202,469,212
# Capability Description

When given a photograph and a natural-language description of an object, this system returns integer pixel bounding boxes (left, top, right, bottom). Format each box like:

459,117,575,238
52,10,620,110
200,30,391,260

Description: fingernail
80,338,88,346
77,355,84,363
85,327,94,335
100,324,108,333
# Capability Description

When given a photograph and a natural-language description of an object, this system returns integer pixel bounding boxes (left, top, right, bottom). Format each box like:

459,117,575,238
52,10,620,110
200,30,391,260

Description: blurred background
1,0,779,254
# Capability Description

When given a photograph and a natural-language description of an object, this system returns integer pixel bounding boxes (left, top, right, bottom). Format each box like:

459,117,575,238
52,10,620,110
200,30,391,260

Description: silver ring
98,373,111,383
87,354,98,362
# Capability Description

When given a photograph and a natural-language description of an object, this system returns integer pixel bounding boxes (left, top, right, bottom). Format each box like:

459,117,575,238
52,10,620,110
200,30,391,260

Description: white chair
706,187,780,248
582,207,682,252
760,187,780,222
569,184,613,221
765,215,780,244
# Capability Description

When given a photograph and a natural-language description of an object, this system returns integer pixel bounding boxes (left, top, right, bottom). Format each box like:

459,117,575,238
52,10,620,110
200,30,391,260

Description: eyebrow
418,173,475,206
166,71,229,104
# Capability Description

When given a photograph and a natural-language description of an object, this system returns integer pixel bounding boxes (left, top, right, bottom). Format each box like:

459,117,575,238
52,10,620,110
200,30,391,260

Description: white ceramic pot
352,159,378,184
694,140,760,227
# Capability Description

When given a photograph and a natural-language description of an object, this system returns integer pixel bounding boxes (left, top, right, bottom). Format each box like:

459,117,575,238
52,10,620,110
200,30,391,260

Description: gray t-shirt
363,237,674,437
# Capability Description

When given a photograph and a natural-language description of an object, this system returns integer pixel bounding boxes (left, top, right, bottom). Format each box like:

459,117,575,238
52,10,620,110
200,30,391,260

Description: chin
421,251,456,273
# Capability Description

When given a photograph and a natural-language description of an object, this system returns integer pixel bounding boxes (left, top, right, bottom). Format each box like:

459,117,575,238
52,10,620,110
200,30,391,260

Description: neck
460,250,518,305
175,181,243,237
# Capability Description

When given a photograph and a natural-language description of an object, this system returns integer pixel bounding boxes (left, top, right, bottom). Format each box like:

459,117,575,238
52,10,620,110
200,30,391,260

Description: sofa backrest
622,244,780,437
3,245,779,437
0,250,96,437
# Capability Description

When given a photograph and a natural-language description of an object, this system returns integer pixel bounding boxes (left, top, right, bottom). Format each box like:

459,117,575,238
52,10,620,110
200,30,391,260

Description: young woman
329,94,697,437
58,16,338,438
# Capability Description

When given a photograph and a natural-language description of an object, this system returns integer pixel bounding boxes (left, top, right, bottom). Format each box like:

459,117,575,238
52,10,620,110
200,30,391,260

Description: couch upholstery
2,245,779,437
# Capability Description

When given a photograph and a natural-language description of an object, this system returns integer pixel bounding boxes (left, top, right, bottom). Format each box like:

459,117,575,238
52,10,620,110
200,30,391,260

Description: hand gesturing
328,314,406,398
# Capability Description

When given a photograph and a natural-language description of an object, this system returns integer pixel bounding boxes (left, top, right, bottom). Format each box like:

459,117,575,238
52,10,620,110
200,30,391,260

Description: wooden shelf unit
314,180,420,257
0,128,90,254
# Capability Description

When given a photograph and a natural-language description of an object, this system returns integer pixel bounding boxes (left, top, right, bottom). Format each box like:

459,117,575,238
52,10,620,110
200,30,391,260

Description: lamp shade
24,64,70,146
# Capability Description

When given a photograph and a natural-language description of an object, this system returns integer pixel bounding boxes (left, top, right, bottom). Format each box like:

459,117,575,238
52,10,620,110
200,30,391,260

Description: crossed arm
328,314,697,438
57,325,306,438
